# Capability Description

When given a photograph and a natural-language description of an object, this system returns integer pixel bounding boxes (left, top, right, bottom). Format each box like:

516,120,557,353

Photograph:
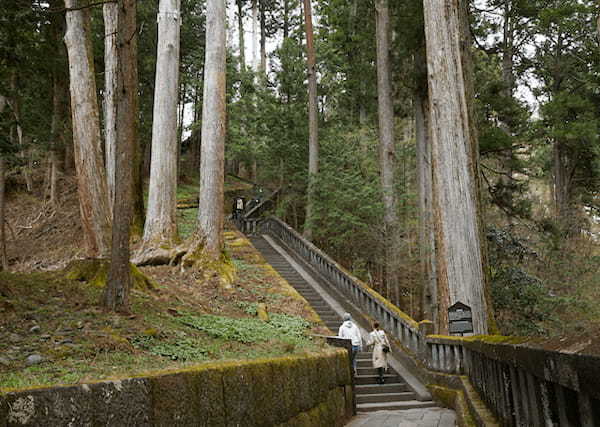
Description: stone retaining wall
0,349,353,427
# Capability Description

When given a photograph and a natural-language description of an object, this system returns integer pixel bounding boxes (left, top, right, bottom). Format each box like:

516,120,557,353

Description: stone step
356,392,416,404
319,315,340,321
315,312,338,320
355,383,411,395
354,374,403,385
356,400,437,413
310,304,330,310
356,367,398,376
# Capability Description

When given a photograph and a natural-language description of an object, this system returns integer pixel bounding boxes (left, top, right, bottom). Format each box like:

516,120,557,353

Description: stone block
193,367,227,427
270,358,297,421
2,378,151,427
88,378,152,426
344,385,354,419
150,371,202,426
222,360,276,427
0,393,7,427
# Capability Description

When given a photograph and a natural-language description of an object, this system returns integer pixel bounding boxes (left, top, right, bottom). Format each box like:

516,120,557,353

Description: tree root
132,234,237,290
64,258,156,291
131,244,186,267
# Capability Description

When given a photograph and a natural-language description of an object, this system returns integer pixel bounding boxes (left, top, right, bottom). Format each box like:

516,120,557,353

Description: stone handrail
257,216,600,426
237,188,280,235
261,216,426,357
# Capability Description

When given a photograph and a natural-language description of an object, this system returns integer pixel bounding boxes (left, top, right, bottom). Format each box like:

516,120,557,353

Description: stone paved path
345,407,456,427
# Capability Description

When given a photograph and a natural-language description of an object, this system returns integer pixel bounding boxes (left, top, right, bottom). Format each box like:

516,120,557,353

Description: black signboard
448,301,473,335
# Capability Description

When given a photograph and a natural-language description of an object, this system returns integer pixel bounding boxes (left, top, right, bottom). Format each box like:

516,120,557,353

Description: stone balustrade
257,215,600,426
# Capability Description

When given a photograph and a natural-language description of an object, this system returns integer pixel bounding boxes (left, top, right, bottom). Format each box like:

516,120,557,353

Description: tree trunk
0,96,7,271
237,0,246,69
196,0,226,258
499,0,515,217
303,0,319,241
422,0,489,334
103,2,118,213
415,70,437,323
375,0,399,304
283,0,290,39
259,0,267,74
104,0,138,312
50,75,67,206
251,0,259,70
143,0,181,247
64,0,112,258
49,1,67,207
9,73,33,193
553,141,573,225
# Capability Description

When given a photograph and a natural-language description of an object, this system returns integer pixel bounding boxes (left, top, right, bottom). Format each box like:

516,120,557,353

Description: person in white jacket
338,313,362,375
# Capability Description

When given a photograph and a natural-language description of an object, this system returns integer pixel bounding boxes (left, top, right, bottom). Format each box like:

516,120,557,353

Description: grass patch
0,226,325,391
178,313,310,344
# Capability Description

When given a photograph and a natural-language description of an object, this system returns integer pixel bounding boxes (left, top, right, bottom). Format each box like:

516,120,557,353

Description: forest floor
0,174,330,391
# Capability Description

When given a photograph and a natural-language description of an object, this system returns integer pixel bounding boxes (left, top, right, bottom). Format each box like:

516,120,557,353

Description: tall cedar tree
196,0,226,258
302,0,319,241
143,0,181,247
104,0,139,311
375,0,400,302
422,0,491,334
64,0,112,258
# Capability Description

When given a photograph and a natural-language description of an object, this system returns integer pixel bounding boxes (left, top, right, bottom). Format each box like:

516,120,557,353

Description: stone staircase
250,235,436,413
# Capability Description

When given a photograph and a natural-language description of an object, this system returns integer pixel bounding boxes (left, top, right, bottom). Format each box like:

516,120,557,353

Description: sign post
448,301,473,336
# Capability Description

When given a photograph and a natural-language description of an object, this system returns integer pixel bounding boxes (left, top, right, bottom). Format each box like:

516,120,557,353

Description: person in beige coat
366,322,391,384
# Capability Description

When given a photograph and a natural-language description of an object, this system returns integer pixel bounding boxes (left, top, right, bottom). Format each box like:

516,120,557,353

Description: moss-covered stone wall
0,349,353,427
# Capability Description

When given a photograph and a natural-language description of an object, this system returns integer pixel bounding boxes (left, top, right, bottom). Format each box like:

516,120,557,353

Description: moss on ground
0,227,329,391
65,259,156,291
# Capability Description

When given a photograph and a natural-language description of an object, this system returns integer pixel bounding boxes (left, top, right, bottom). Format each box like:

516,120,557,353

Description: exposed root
64,258,156,291
178,234,236,290
132,244,186,267
132,234,237,290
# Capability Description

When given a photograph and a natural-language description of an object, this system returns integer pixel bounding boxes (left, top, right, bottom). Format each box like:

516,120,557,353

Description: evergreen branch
42,1,118,14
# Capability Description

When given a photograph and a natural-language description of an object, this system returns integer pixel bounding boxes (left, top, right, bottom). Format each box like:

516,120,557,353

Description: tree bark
283,0,290,39
104,0,138,312
50,75,67,206
237,0,246,69
422,0,489,334
259,0,267,74
251,0,259,70
415,41,437,322
103,1,118,214
303,0,319,241
375,0,399,303
0,96,7,271
64,0,112,258
49,5,68,207
142,0,181,247
553,141,573,225
196,0,226,258
499,0,515,216
415,60,437,323
9,72,33,193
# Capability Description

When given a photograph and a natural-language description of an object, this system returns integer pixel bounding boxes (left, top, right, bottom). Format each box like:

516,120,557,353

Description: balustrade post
453,345,461,373
418,322,433,365
444,345,452,372
554,384,570,426
411,331,418,354
578,392,595,427
524,372,541,426
508,366,522,426
432,344,440,371
517,368,531,424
